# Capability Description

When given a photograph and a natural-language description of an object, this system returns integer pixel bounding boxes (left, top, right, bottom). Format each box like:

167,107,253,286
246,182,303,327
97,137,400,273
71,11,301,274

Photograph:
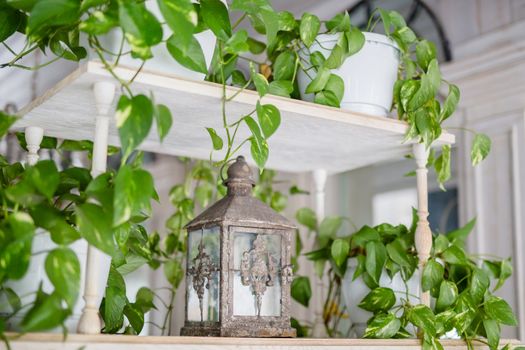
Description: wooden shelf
7,333,521,350
14,61,454,174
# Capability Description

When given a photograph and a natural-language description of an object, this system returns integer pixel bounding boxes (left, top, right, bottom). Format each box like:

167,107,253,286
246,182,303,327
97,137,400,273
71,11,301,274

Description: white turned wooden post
311,169,328,337
313,169,327,221
77,81,115,334
413,143,432,307
25,126,44,166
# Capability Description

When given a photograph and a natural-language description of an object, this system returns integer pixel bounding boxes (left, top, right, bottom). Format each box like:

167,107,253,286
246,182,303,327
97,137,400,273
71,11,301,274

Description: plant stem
160,287,176,336
232,13,247,30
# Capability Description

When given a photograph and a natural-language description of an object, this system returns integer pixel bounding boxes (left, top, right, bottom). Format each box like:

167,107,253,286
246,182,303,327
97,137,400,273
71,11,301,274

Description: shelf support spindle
311,169,327,337
413,143,432,307
77,81,115,334
25,126,44,166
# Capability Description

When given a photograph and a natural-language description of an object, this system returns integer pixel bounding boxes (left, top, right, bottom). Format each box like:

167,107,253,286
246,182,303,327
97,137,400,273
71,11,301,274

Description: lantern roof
185,156,296,230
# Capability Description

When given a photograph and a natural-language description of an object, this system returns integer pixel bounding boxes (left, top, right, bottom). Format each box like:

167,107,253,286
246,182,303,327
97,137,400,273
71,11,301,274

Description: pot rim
314,32,399,51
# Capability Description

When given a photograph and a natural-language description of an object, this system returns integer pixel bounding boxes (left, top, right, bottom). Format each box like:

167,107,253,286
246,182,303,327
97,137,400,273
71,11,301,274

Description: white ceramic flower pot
297,32,400,117
89,1,220,81
0,232,110,333
341,258,420,337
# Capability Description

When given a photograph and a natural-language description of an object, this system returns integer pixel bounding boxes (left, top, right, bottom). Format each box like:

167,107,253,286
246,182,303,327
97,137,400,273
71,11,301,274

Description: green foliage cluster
292,207,519,350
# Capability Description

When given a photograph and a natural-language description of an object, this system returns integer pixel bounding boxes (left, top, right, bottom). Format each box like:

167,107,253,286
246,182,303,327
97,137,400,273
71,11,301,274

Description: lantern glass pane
187,227,220,322
232,232,281,317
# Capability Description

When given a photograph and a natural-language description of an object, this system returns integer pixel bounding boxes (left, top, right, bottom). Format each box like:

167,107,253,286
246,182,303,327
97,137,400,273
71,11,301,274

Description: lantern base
181,324,297,338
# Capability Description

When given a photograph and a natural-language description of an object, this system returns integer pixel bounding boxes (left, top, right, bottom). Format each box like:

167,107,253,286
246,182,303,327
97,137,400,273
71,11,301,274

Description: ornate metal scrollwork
187,240,218,322
240,235,279,317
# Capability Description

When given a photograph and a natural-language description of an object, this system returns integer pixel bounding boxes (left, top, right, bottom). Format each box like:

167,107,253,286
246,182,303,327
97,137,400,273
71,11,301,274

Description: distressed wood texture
4,333,522,350
13,61,454,174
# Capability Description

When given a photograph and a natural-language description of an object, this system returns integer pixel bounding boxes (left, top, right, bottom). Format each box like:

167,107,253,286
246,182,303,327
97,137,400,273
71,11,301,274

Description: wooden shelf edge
5,333,522,347
16,60,455,147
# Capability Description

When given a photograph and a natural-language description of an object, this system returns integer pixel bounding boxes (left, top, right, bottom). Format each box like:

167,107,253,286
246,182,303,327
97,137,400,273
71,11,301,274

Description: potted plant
293,206,518,350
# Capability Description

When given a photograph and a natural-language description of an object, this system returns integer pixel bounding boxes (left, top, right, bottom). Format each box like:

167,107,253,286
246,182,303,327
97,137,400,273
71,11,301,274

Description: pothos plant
260,8,490,189
0,0,286,171
294,206,520,350
0,128,160,339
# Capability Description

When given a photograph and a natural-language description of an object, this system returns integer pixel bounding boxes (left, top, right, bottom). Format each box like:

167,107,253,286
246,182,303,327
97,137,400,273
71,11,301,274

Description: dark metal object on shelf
180,156,296,337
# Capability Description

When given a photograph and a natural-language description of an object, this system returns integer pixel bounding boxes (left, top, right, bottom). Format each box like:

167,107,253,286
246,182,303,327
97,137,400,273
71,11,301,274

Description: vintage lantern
181,156,296,337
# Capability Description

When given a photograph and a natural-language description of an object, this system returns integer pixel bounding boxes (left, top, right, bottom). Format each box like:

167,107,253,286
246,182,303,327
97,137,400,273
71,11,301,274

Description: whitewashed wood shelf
14,61,454,174
5,333,522,350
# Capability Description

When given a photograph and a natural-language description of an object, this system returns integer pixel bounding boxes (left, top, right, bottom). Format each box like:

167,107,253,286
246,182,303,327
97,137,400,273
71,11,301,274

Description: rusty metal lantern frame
180,156,297,337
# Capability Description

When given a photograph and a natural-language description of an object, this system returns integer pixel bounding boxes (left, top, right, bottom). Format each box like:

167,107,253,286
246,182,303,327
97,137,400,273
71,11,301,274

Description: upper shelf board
15,61,454,174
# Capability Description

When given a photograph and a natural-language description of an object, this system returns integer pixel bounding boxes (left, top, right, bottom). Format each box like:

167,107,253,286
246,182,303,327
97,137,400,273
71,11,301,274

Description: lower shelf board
4,333,523,350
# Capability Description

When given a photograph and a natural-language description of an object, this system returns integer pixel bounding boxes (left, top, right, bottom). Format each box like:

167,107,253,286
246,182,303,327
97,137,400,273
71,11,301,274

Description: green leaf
205,127,223,150
296,207,317,231
345,27,365,56
21,291,68,332
115,95,154,159
268,80,293,97
3,287,22,313
415,40,437,71
200,0,231,41
484,296,518,326
318,216,342,246
119,1,163,59
0,6,21,42
305,67,331,94
157,0,197,49
331,238,349,267
436,280,458,312
440,84,460,122
495,258,513,291
113,165,155,227
314,90,340,107
252,69,269,97
163,259,184,287
435,145,451,188
31,204,80,245
365,240,387,284
231,70,247,86
27,0,80,40
249,136,268,169
447,217,476,246
407,59,441,111
76,203,116,256
359,287,396,312
78,10,119,35
422,259,444,293
364,313,401,338
80,0,108,12
378,8,392,35
28,160,60,199
103,266,127,332
386,238,412,268
483,319,500,350
244,115,265,150
291,276,311,307
224,29,250,54
154,104,172,142
323,43,345,69
326,12,350,33
277,10,296,31
299,13,320,48
400,80,419,112
0,111,17,137
273,50,295,81
45,247,80,309
256,102,281,138
407,304,436,335
195,182,213,207
351,225,380,248
124,303,144,333
247,37,266,54
166,33,207,74
442,245,467,265
470,268,489,303
471,133,491,166
309,51,325,68
324,74,344,102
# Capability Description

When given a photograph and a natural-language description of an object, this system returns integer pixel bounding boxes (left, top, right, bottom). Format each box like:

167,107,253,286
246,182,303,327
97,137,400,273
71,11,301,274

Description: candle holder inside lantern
181,156,296,337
